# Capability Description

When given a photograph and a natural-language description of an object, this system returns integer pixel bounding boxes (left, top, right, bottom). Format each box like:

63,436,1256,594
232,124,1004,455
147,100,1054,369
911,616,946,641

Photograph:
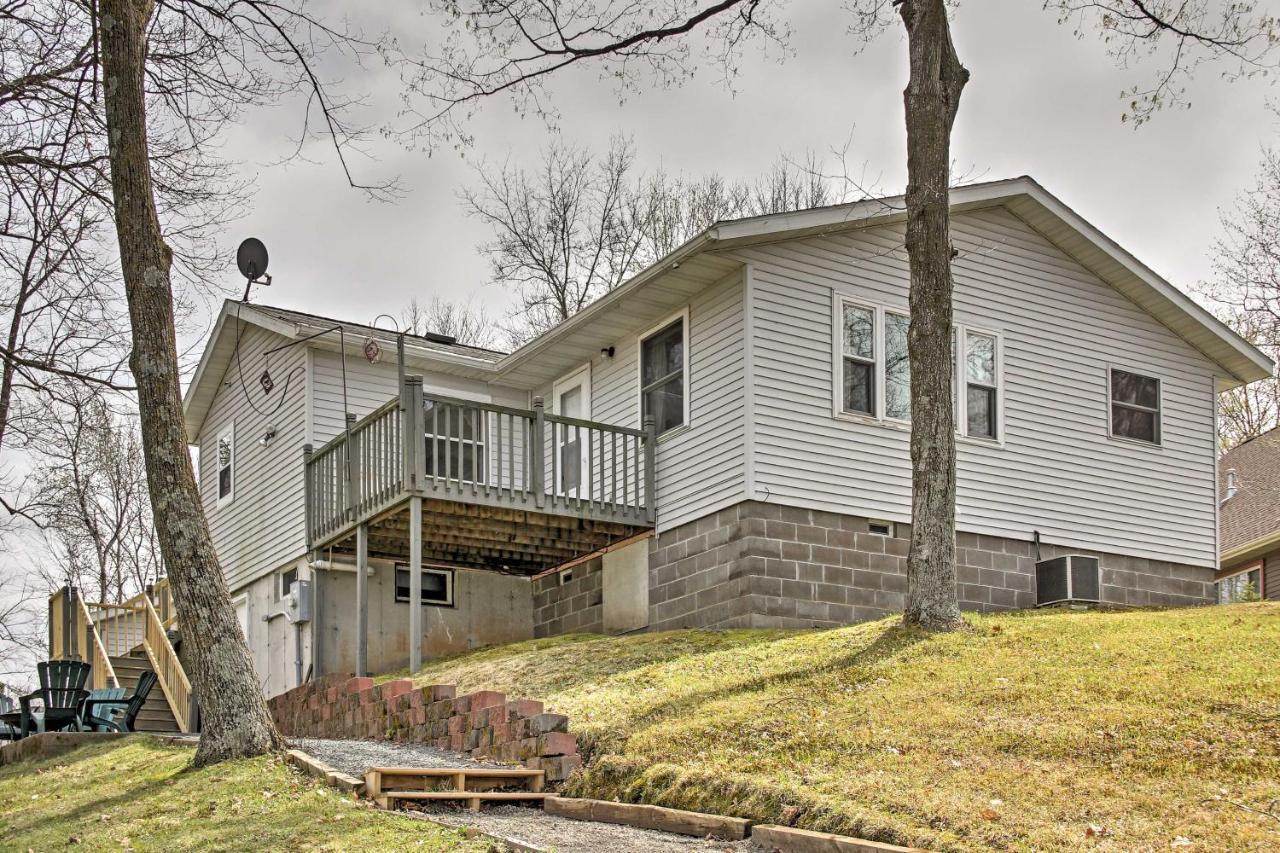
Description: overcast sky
208,0,1276,344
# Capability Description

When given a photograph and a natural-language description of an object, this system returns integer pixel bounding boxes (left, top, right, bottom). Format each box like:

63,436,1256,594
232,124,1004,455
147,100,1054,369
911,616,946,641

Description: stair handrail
75,596,119,691
138,593,192,733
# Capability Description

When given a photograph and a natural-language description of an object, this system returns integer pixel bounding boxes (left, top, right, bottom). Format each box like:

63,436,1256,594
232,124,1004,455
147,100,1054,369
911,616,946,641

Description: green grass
395,603,1280,851
0,737,484,852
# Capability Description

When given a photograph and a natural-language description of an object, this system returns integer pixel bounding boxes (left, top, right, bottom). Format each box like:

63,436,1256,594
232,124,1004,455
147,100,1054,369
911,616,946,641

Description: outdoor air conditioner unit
1035,555,1101,607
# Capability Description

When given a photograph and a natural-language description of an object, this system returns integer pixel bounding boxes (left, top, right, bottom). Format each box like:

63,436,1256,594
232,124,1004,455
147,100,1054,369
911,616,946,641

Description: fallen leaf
980,807,1001,821
1086,824,1110,839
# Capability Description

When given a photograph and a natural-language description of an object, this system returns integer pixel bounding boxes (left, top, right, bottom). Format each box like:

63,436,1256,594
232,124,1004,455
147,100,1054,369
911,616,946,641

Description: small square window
868,520,894,537
277,568,298,601
559,569,574,586
394,566,454,606
1110,369,1161,444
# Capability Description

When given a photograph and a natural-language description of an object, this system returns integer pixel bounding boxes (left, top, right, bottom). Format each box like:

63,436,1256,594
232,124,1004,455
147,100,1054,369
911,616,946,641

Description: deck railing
303,382,657,546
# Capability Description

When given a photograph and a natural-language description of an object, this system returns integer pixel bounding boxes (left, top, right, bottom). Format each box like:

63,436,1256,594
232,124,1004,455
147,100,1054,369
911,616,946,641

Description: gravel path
291,738,506,776
404,805,762,853
290,738,762,853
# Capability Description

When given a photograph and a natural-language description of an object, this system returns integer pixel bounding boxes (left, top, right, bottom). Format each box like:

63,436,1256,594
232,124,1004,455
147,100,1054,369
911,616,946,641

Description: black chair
78,671,157,733
22,660,91,734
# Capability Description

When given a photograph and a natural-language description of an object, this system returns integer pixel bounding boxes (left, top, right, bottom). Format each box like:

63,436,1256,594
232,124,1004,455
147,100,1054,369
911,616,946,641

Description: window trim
829,292,1004,445
636,307,691,439
423,401,488,484
393,564,456,607
1106,365,1163,447
276,567,298,602
215,422,235,508
957,324,1004,444
831,293,885,422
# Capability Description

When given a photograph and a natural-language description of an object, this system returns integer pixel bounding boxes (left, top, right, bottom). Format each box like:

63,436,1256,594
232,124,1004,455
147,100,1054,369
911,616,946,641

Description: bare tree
400,296,500,350
5,0,396,763
405,0,1278,630
29,389,160,604
465,136,846,341
1202,140,1280,449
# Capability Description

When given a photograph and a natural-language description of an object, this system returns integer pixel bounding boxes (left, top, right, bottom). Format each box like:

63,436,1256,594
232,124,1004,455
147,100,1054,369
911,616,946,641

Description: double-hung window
1109,368,1161,444
215,423,235,507
963,330,998,440
840,302,876,416
640,316,686,435
835,294,1001,440
883,312,911,421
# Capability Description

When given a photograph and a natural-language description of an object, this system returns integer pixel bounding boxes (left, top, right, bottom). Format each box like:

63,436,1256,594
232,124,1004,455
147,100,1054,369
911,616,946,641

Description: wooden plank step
369,767,544,779
377,791,559,813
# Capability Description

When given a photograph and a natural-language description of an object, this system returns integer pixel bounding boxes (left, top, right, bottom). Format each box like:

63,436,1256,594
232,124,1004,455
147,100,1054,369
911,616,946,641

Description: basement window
868,521,894,537
1216,562,1263,604
276,567,298,602
394,566,454,607
559,569,574,586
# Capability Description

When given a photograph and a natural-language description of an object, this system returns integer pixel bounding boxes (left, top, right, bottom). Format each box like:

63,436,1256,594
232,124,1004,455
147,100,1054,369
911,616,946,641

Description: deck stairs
109,652,181,733
364,766,555,812
48,582,196,733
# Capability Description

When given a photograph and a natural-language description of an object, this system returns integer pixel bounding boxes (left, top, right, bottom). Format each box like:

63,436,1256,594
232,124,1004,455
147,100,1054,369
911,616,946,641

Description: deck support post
356,521,369,678
408,494,424,673
532,396,546,509
643,415,657,524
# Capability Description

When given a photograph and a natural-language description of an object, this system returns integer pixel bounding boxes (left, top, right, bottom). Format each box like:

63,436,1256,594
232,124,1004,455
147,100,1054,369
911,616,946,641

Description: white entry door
552,364,591,499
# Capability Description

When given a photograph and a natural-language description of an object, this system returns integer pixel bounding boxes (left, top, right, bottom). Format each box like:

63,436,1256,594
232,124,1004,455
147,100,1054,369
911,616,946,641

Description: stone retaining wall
267,672,582,781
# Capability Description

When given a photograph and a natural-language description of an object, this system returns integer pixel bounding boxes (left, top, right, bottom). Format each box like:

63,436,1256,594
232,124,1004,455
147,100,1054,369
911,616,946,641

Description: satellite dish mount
237,237,272,301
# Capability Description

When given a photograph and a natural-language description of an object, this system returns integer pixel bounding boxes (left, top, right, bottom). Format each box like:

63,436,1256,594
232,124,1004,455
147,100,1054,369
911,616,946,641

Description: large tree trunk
98,0,283,764
898,0,968,631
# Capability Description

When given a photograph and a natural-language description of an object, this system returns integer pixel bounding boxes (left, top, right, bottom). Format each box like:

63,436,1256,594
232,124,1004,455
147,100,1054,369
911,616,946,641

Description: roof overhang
184,176,1272,441
1221,529,1280,569
492,177,1271,393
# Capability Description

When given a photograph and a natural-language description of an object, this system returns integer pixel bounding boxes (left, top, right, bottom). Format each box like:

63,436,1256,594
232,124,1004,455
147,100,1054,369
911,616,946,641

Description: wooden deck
304,381,657,575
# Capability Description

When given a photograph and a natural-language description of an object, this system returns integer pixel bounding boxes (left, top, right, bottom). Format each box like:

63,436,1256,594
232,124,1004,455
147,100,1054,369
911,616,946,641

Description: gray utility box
1035,555,1101,607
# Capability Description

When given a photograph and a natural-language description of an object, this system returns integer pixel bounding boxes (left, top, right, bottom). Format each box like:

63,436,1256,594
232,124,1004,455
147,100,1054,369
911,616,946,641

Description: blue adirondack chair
75,687,127,732
78,672,157,733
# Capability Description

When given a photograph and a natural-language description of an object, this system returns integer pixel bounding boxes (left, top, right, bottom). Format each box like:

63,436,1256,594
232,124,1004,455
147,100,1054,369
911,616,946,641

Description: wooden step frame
364,767,549,813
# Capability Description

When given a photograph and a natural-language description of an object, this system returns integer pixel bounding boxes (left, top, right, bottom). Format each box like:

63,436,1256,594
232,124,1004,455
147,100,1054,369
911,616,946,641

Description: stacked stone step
268,672,581,782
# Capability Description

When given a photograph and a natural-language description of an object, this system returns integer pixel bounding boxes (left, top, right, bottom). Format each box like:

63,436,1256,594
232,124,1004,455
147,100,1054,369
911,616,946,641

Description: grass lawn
0,737,484,852
393,603,1280,851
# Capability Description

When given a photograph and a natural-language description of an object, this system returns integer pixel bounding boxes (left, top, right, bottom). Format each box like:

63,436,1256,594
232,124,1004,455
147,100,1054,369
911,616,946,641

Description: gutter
1220,529,1280,568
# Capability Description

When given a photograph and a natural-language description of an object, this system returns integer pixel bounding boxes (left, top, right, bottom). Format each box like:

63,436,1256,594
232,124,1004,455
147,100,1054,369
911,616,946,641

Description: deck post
405,377,424,493
643,415,657,524
532,396,546,509
356,521,369,678
345,412,358,523
302,443,314,547
409,494,424,673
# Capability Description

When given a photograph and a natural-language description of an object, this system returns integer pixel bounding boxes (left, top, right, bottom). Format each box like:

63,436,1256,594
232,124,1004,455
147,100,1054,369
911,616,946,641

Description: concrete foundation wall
647,500,1215,631
532,559,603,637
231,560,313,698
315,561,534,676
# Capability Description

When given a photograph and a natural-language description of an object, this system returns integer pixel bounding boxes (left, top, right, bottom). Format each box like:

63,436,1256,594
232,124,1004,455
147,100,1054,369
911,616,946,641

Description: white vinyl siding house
535,269,749,532
198,323,309,591
736,205,1220,568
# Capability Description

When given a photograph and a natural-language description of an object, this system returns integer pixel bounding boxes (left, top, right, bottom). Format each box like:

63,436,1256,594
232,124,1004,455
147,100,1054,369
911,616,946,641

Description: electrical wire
230,299,305,419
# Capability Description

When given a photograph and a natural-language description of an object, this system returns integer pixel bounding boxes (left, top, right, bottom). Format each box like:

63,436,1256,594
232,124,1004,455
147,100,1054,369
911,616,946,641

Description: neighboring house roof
1219,427,1280,564
183,176,1274,442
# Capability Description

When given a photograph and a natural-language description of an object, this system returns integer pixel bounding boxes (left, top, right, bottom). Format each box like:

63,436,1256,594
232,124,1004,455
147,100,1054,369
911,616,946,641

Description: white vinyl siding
737,206,1220,567
199,324,308,590
543,270,747,531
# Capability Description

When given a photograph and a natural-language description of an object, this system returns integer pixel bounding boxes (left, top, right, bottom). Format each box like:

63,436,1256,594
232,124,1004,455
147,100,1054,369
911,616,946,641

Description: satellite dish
237,238,269,282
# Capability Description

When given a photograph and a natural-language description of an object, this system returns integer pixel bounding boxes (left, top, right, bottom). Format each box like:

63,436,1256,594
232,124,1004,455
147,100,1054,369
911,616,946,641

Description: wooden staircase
364,767,556,812
109,653,181,734
48,582,195,733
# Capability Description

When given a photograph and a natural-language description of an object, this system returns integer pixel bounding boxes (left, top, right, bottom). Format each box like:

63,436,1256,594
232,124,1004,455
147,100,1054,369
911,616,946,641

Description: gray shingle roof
1219,427,1280,554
